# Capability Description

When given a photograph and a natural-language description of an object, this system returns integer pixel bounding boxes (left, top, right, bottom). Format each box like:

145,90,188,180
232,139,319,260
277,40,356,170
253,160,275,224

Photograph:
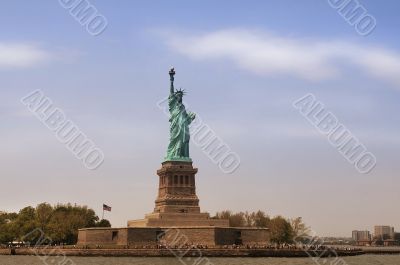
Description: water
0,255,399,265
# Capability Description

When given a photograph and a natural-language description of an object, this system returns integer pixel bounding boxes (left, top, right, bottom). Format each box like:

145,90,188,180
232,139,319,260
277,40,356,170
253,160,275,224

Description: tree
243,211,253,227
10,207,37,241
35,203,53,234
213,210,232,220
251,210,270,227
211,210,309,244
290,217,310,242
213,210,246,227
47,204,100,244
269,216,294,244
0,212,17,244
0,203,110,245
213,210,273,228
229,212,246,227
96,219,111,227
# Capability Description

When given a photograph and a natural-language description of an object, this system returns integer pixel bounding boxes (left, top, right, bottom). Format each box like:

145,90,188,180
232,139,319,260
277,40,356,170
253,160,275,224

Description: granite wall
78,227,269,246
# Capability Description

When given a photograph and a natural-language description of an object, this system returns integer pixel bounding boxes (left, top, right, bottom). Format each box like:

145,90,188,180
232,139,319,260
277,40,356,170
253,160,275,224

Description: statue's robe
166,93,194,160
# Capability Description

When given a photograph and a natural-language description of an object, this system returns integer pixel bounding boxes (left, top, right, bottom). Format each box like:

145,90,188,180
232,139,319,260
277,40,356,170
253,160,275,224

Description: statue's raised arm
169,67,175,96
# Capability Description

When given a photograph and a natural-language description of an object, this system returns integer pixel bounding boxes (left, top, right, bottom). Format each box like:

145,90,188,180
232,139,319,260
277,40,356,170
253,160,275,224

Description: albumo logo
293,93,376,174
328,0,377,36
59,0,108,36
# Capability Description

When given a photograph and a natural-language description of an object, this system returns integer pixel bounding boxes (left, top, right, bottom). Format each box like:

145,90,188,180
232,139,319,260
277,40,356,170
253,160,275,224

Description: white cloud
0,43,51,69
163,29,400,88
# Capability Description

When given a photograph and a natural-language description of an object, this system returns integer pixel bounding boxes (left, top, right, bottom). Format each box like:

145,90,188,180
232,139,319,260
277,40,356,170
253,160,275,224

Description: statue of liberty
165,68,196,162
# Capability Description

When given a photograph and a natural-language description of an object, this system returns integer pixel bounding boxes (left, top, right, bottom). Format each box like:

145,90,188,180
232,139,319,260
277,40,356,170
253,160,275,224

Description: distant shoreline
361,246,400,255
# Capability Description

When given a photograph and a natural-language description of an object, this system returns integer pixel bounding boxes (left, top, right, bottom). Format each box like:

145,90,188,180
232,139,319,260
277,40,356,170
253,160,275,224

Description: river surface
0,255,399,265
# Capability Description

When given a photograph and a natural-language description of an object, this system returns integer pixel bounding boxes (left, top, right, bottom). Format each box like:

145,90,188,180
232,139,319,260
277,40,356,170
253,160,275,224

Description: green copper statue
164,68,196,162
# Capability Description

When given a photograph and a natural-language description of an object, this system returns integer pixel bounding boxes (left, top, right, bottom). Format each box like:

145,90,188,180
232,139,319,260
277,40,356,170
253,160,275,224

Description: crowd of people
80,243,362,251
1,242,362,252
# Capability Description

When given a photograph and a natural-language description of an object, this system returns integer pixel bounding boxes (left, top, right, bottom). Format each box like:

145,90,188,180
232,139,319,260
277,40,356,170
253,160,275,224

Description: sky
0,0,399,237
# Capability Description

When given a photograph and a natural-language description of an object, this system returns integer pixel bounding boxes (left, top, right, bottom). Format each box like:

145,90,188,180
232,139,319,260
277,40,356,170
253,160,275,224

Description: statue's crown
175,88,186,95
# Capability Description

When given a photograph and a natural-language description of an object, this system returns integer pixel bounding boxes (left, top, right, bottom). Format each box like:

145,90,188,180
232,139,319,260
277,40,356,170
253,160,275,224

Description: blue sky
0,0,399,236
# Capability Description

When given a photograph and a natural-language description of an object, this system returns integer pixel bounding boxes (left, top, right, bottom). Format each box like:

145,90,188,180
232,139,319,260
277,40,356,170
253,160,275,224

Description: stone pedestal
155,161,200,214
128,161,229,228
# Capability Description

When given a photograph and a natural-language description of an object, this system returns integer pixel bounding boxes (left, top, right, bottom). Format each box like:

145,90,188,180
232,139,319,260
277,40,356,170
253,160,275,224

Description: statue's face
176,93,183,102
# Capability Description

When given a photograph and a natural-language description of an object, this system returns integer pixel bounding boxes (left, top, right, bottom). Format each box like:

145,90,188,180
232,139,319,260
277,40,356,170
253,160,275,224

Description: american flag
103,204,112,212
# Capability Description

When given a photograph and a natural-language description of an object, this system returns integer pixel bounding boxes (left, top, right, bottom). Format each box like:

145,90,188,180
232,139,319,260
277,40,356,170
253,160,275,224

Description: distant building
352,230,371,241
383,239,399,246
374,226,395,240
352,230,372,246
